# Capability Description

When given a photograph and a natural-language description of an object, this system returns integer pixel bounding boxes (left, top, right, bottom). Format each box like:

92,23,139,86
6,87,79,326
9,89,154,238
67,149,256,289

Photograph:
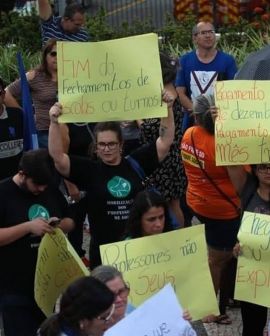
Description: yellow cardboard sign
235,212,270,307
57,33,167,122
214,80,270,165
34,228,90,316
100,225,219,320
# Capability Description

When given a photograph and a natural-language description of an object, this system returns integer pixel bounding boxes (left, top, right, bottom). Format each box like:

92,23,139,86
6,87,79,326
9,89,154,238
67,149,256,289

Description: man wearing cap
37,0,89,45
0,149,74,336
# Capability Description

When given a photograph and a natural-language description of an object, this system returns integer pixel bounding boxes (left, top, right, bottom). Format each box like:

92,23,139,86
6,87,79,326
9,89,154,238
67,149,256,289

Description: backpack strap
126,155,146,181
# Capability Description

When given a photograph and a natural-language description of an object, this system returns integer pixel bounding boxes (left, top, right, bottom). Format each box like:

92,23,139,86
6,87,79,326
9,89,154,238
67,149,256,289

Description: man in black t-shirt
0,149,74,336
0,77,23,181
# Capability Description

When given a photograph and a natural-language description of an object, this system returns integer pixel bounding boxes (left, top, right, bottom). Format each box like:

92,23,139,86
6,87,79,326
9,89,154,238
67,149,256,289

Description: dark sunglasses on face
49,51,57,57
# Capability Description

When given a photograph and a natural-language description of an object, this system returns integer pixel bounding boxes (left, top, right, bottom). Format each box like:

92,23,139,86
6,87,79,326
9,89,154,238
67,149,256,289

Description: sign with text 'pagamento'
215,80,270,165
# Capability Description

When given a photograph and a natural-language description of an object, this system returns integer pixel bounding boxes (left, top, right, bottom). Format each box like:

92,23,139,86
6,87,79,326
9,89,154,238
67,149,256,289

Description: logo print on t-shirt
28,204,49,220
107,176,131,198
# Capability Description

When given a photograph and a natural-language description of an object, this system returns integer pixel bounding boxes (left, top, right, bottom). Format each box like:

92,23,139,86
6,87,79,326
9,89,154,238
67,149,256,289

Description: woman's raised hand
162,89,175,108
49,102,62,124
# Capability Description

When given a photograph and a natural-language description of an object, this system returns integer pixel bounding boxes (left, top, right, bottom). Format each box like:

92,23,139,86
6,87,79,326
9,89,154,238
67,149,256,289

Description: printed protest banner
105,284,196,336
100,225,219,320
34,228,90,316
57,33,166,122
235,211,270,307
214,80,270,165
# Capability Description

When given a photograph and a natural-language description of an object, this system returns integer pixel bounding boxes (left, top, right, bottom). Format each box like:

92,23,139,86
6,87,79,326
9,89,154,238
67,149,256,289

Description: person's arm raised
37,0,52,21
49,103,70,177
156,88,175,162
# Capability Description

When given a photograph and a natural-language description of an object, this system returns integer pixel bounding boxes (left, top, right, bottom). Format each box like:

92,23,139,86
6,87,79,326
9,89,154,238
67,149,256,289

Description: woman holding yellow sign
48,86,175,269
228,164,270,336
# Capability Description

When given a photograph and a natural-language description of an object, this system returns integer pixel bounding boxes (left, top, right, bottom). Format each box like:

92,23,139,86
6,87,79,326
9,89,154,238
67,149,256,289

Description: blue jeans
0,293,45,336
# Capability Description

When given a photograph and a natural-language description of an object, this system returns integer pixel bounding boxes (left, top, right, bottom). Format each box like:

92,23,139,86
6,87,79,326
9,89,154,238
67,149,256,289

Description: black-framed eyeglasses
195,30,215,36
114,284,130,299
257,164,270,173
49,51,57,57
96,304,115,324
97,142,119,150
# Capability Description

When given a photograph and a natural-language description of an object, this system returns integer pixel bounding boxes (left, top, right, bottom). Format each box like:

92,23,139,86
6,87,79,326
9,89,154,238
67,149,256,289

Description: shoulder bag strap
191,129,240,214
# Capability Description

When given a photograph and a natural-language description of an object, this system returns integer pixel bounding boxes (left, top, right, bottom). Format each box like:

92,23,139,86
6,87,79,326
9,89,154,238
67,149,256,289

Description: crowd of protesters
0,1,269,335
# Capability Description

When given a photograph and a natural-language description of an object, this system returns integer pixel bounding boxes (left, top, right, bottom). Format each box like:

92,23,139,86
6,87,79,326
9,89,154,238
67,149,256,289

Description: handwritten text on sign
105,284,196,336
214,80,270,165
235,211,270,307
100,225,219,320
57,33,167,122
34,228,90,316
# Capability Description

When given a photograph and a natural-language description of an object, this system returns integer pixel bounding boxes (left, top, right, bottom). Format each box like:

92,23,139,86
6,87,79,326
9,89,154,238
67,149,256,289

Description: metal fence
89,0,174,29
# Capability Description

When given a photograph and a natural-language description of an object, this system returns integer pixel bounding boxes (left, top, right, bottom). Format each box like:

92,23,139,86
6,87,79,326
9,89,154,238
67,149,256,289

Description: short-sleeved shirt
242,173,270,214
175,50,237,101
0,179,69,296
69,142,159,244
7,71,57,131
181,126,240,219
41,15,89,45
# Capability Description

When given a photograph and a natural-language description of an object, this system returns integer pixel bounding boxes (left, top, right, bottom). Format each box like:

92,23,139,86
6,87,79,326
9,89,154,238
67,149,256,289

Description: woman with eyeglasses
92,265,133,324
37,276,115,336
91,264,191,325
48,87,175,269
228,164,270,336
5,38,58,148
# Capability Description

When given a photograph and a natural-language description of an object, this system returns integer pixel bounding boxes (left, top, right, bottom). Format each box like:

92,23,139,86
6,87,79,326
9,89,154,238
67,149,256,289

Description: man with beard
0,149,74,336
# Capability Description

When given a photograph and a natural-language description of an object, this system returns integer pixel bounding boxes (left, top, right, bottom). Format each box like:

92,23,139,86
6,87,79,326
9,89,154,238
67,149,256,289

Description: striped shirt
41,16,89,45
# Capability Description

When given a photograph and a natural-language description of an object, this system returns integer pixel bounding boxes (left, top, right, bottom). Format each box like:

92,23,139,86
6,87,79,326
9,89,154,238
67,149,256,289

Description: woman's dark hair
126,190,172,238
93,122,123,144
159,52,179,85
193,94,215,135
89,122,123,158
36,38,57,77
38,276,114,336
